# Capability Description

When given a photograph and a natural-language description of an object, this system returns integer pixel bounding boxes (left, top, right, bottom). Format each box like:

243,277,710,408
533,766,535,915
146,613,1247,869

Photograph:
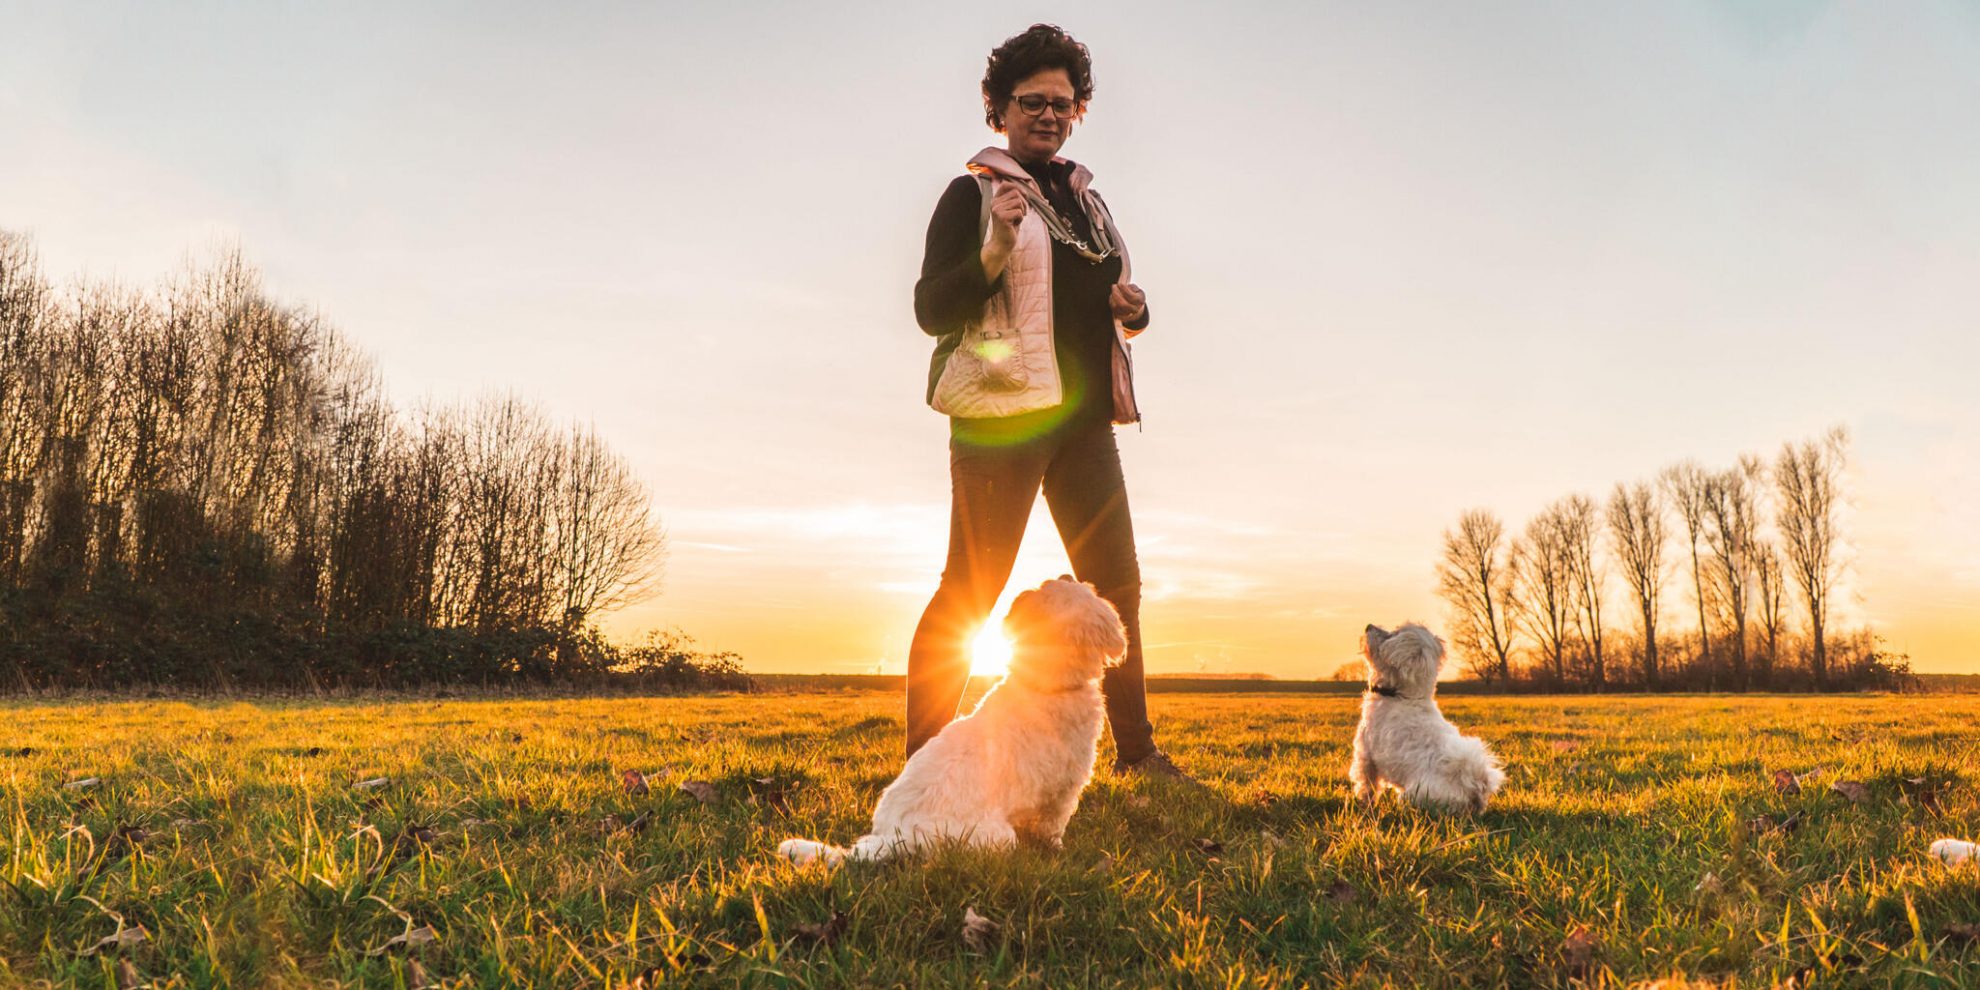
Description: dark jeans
905,415,1155,764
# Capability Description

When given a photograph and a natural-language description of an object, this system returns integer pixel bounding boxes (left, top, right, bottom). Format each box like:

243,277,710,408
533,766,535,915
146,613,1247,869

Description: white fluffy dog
778,577,1126,865
1349,623,1506,812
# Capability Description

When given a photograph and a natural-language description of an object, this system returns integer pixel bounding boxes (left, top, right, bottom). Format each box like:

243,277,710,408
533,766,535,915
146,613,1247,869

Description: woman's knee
925,571,1003,623
1085,565,1140,607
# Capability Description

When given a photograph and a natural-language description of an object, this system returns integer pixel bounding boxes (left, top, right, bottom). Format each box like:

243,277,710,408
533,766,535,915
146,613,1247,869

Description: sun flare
970,624,1014,677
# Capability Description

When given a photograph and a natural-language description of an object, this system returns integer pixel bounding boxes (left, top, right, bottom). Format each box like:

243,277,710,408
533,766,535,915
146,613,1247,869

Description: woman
908,24,1187,779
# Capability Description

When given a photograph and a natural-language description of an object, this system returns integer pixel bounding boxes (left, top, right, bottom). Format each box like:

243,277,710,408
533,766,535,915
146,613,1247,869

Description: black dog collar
1367,685,1400,698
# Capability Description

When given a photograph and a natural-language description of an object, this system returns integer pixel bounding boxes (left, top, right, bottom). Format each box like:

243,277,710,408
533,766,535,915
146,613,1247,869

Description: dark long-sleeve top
913,157,1148,431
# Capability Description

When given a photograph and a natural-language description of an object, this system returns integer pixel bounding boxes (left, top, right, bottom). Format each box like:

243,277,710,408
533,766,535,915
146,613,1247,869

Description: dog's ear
1003,589,1041,637
1068,595,1128,663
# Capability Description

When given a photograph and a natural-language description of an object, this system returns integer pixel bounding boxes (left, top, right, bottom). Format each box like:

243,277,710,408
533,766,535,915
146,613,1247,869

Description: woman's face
1004,68,1078,164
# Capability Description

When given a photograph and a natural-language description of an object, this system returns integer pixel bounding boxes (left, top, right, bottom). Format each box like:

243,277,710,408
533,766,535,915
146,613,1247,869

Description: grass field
4,690,1978,988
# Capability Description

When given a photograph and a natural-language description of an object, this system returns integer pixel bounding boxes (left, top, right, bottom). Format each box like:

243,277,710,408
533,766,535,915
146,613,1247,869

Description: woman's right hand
980,183,1028,280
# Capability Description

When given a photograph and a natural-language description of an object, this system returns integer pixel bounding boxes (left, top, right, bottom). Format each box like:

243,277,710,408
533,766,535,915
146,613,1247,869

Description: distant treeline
1435,429,1912,693
0,231,744,691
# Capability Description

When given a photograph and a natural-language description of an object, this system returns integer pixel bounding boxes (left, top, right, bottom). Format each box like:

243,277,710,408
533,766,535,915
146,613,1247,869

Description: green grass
3,692,1978,988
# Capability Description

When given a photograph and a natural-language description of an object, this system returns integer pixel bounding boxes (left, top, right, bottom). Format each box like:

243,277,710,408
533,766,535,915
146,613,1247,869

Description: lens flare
970,624,1013,677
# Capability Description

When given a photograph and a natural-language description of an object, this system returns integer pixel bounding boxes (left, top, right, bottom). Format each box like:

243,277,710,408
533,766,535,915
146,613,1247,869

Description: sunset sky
3,2,1976,676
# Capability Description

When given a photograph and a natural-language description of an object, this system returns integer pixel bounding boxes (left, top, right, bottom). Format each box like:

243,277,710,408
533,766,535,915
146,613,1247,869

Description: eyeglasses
1012,94,1078,119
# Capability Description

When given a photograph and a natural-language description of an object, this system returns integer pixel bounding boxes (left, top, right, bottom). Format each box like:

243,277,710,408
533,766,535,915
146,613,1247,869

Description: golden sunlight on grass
970,624,1013,677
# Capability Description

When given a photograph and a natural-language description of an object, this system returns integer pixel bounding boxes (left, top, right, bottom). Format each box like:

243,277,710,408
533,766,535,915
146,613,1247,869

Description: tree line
0,231,744,690
1435,428,1909,692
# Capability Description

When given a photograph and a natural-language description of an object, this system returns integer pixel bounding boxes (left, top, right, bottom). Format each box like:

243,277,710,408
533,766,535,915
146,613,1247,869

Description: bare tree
30,285,136,591
1660,462,1715,674
1435,509,1517,683
1753,538,1786,681
1554,495,1608,689
547,423,667,630
1607,480,1667,688
447,395,556,632
0,232,52,584
1701,456,1763,688
1776,428,1847,686
1,232,677,688
1510,509,1575,686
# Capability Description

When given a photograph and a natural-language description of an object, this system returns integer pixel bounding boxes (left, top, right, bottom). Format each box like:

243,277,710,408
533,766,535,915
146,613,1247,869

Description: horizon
4,3,1976,676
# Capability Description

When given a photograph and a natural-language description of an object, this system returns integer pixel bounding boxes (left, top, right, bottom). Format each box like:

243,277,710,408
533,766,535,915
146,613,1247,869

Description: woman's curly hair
981,24,1093,133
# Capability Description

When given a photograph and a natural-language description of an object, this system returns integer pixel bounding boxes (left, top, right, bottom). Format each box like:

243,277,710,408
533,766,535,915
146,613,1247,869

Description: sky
2,1,1977,676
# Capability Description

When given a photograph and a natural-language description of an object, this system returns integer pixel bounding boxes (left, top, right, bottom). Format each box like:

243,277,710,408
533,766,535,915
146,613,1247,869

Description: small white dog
779,577,1126,865
1349,623,1505,812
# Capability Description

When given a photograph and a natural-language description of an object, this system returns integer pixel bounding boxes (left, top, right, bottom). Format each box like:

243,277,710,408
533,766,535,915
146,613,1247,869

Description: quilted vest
926,149,1141,425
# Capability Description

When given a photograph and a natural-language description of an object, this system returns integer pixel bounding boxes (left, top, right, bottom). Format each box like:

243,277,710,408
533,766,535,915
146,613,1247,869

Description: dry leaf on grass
1693,872,1724,895
622,769,650,796
83,926,149,956
680,780,718,804
961,906,999,953
1901,776,1951,813
1772,769,1802,795
1559,925,1600,974
1746,812,1803,835
748,777,795,813
793,910,848,946
1191,838,1224,855
1944,922,1980,943
391,825,438,858
1830,779,1870,803
104,825,149,859
353,777,390,791
115,957,141,990
366,924,439,956
407,957,439,990
64,777,101,791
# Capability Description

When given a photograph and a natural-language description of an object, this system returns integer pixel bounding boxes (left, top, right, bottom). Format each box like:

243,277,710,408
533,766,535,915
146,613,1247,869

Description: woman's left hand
1109,283,1147,323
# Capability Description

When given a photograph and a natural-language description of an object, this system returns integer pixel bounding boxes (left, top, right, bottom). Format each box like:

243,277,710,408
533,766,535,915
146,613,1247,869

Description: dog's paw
1013,824,1066,853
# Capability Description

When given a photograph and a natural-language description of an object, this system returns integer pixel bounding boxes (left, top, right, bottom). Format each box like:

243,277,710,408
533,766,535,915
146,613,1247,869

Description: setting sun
970,624,1014,677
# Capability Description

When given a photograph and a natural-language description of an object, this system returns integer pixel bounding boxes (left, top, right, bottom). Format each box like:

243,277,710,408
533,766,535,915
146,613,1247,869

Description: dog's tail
777,834,892,866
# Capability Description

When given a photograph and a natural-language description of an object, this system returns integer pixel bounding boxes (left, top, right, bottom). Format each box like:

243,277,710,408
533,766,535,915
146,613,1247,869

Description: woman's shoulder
939,172,985,201
926,173,987,228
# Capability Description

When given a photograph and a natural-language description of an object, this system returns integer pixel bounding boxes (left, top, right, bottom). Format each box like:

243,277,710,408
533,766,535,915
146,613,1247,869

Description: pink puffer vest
928,148,1141,425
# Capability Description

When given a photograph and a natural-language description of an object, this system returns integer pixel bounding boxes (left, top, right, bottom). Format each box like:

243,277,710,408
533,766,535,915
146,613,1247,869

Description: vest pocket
1110,337,1139,424
967,327,1029,391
